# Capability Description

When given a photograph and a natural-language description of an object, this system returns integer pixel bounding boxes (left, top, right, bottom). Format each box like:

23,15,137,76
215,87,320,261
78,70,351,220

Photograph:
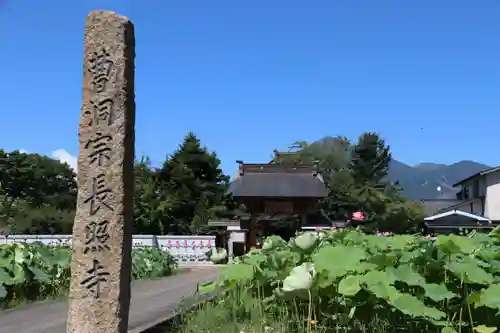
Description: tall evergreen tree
133,157,174,235
158,132,230,234
349,132,391,185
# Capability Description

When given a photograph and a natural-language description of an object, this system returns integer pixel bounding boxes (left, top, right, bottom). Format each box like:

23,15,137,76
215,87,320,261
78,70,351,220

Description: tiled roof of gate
228,163,328,198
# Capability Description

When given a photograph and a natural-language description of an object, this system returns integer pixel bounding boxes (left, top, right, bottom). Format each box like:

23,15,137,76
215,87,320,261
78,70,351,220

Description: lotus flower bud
283,263,316,292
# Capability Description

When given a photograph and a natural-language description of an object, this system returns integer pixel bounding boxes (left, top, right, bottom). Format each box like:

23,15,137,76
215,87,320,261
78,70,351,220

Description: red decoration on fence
192,240,197,248
167,240,172,249
183,240,188,248
175,240,180,248
199,240,204,248
207,240,212,248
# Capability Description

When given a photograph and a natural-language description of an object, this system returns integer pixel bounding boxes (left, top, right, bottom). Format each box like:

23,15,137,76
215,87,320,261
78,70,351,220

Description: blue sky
0,1,498,176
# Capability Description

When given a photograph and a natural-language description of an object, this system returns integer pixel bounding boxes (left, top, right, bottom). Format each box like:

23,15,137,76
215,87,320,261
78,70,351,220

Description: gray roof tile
228,172,328,198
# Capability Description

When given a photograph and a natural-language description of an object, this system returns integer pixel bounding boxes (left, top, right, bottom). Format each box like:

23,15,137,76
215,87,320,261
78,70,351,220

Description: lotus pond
180,228,500,333
0,242,177,309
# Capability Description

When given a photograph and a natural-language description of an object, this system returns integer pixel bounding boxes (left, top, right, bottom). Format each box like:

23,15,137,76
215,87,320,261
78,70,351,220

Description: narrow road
0,266,219,333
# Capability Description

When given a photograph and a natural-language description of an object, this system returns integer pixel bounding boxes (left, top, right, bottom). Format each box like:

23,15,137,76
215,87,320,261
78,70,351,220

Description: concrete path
0,266,219,333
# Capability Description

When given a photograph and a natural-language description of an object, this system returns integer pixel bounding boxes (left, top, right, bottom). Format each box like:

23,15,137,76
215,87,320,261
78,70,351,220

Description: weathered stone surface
67,10,135,333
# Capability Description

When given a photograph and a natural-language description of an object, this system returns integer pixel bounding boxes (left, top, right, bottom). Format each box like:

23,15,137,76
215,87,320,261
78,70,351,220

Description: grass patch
173,288,324,333
173,286,433,333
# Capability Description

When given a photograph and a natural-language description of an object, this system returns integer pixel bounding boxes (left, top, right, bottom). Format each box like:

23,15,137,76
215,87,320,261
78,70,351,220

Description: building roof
228,173,328,198
452,166,500,187
424,209,490,222
228,162,328,198
424,224,494,229
420,199,463,216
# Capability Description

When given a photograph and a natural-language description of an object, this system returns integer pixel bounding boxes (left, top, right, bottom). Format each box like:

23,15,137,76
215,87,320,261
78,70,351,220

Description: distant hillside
387,160,491,200
309,136,491,200
413,163,448,172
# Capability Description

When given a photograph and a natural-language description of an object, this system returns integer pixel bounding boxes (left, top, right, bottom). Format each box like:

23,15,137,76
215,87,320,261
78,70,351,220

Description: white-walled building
441,166,500,221
423,166,500,233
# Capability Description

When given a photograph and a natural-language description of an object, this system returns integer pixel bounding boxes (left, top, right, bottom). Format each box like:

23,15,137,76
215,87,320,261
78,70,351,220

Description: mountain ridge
387,159,491,200
309,136,492,200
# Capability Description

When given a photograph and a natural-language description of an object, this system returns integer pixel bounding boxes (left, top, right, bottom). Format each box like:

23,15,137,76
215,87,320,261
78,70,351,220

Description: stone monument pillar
67,10,135,333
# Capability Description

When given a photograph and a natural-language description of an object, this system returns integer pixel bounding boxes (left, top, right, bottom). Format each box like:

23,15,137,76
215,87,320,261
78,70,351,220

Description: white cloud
19,149,29,154
51,149,78,172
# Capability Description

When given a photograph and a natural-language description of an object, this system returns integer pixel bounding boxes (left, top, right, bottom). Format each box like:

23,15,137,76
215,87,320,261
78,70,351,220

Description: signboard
230,231,246,243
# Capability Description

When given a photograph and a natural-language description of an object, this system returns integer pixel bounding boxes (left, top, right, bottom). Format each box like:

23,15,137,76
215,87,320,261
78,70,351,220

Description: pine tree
349,132,391,185
133,157,173,235
159,132,230,234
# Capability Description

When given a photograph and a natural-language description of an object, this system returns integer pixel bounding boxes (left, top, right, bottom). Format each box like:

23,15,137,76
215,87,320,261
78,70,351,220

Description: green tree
133,156,173,234
347,133,424,232
158,132,231,234
281,137,356,221
0,150,77,234
0,150,77,210
6,200,75,234
349,132,391,185
277,135,423,233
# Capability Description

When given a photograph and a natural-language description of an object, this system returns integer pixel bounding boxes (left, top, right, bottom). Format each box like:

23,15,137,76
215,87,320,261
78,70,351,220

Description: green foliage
213,230,500,333
131,246,177,279
158,132,234,234
0,131,233,235
133,156,172,234
0,242,177,308
276,135,424,233
0,149,77,210
0,150,77,234
350,132,391,185
208,247,228,264
133,133,237,235
0,131,423,236
2,199,75,234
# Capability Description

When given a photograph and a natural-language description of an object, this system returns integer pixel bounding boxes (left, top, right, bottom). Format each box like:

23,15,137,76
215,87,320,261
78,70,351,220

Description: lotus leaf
441,327,458,333
200,229,500,331
338,274,361,296
222,263,253,284
423,283,456,302
386,264,426,286
471,283,500,310
0,242,176,306
262,235,285,251
474,326,497,333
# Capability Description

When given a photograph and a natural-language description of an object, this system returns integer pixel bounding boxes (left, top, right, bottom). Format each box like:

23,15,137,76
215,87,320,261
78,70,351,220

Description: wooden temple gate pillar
246,212,258,250
300,214,307,227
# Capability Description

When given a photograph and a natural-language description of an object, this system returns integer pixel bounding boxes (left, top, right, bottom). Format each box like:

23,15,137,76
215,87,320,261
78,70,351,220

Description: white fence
0,235,216,266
